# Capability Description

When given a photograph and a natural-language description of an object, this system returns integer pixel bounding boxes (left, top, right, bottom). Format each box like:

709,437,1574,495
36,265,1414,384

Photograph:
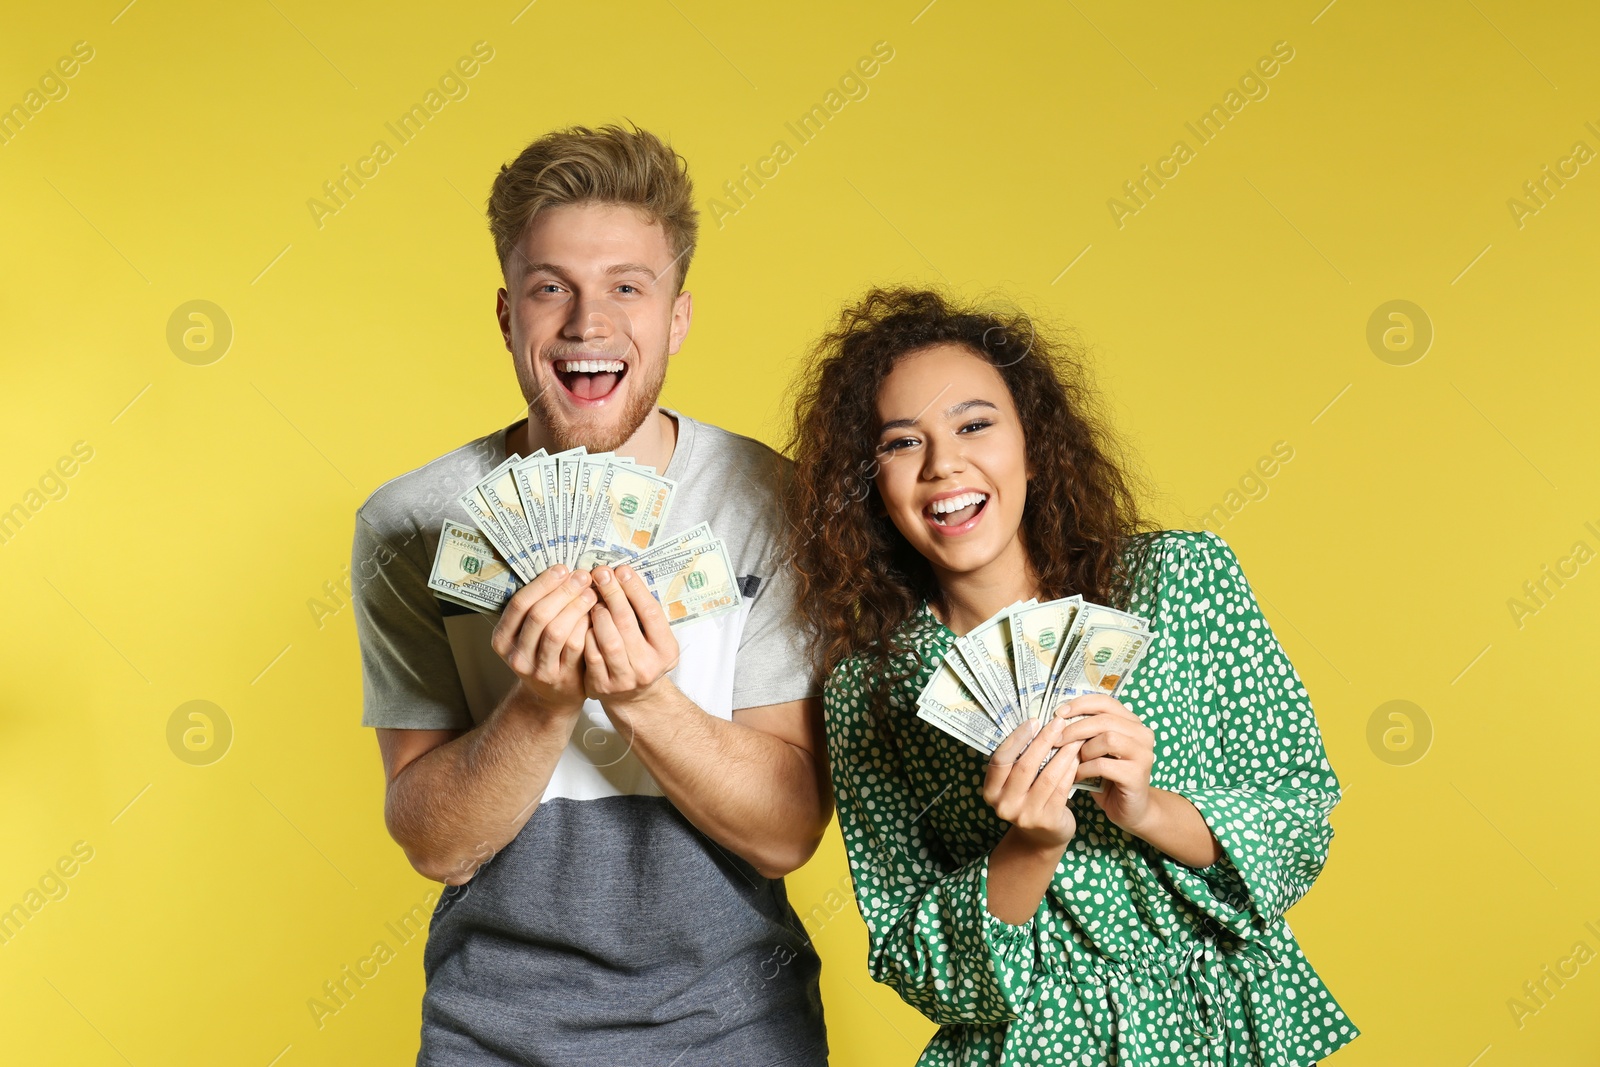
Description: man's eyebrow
522,262,658,282
877,398,998,434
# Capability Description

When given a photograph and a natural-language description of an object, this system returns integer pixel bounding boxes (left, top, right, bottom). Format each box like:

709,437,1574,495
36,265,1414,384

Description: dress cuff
977,854,1038,950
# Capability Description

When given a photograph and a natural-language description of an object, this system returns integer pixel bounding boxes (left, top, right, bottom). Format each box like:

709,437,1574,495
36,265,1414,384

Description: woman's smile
923,487,990,534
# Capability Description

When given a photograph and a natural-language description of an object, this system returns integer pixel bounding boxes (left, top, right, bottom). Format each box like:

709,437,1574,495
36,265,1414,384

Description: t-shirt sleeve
351,510,475,731
731,551,823,711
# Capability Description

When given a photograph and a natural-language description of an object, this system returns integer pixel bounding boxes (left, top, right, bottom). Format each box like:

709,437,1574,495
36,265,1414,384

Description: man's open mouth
554,358,628,402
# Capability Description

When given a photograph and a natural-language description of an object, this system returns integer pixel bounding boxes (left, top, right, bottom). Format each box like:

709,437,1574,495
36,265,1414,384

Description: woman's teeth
928,492,988,525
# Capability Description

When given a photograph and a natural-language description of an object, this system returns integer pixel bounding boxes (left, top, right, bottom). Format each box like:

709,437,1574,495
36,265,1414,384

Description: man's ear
666,290,693,356
496,287,514,353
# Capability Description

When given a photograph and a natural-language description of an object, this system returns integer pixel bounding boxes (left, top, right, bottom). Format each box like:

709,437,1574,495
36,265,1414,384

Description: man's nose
563,295,616,341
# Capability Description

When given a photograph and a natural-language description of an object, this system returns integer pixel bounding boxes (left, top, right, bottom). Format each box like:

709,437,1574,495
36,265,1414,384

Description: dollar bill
917,660,1007,752
570,453,614,564
460,455,530,580
954,605,1026,731
427,521,521,614
1045,625,1153,794
938,645,1007,729
1011,596,1083,722
1039,603,1149,721
577,462,675,568
480,455,546,580
626,538,741,624
511,453,561,570
627,521,713,570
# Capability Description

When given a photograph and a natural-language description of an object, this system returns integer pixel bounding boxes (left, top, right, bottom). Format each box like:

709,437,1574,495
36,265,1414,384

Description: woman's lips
923,495,988,536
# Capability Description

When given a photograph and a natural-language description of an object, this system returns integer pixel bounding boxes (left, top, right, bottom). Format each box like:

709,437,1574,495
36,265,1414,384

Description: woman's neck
931,537,1038,636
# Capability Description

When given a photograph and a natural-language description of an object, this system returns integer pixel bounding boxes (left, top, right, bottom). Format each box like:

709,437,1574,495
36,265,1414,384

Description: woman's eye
879,437,918,453
958,420,992,434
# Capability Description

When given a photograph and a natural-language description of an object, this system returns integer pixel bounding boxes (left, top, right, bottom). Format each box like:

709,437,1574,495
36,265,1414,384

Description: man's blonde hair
488,123,699,291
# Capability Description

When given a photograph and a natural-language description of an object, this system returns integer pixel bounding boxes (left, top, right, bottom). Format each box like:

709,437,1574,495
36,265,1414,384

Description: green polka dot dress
823,531,1358,1066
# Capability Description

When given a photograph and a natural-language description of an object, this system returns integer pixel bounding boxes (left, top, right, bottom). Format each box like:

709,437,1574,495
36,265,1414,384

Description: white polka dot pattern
823,530,1359,1066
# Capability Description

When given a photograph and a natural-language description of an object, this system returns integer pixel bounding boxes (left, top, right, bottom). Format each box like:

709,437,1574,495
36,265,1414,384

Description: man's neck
508,408,679,473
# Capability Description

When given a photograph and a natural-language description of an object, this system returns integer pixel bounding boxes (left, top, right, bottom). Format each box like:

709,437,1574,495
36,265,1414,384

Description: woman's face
873,343,1030,581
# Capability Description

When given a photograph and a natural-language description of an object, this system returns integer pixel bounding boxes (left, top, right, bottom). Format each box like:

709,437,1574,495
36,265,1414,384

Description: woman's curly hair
784,287,1151,691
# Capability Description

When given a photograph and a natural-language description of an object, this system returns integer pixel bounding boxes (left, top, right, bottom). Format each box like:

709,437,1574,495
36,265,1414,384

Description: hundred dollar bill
1040,603,1149,720
511,454,560,571
1049,625,1152,701
937,645,1007,729
480,454,546,580
1011,596,1083,722
539,448,585,566
628,538,740,625
954,605,1026,731
577,462,675,569
428,520,521,614
625,521,712,571
460,456,529,580
917,661,1006,752
1046,625,1153,794
570,453,615,564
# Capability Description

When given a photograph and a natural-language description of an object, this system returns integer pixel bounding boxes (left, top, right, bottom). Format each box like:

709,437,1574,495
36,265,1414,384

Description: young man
352,124,830,1065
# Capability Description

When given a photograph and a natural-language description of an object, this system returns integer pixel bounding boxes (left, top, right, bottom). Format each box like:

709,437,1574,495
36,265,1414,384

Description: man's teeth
556,359,625,373
929,492,987,515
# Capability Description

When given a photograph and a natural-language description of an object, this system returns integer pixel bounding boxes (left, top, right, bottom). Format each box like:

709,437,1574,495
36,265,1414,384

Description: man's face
497,201,692,453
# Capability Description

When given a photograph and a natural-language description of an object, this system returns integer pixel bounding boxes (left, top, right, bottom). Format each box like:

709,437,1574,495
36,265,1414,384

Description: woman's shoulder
1123,528,1246,588
824,604,943,701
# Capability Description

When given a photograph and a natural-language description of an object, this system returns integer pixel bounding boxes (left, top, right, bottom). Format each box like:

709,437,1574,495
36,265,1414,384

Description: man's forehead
509,205,674,280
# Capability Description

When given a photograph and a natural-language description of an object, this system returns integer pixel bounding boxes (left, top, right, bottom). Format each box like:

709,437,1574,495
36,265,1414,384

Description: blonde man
353,124,829,1065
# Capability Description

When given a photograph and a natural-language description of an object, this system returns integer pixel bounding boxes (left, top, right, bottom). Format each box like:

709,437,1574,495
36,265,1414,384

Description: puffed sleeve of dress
1146,531,1344,941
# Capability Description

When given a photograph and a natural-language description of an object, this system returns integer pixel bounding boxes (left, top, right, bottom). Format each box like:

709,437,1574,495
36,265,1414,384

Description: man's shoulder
356,429,502,537
678,413,792,493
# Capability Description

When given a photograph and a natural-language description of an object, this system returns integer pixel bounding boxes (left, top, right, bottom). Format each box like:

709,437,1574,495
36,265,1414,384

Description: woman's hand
982,713,1084,852
1055,694,1156,834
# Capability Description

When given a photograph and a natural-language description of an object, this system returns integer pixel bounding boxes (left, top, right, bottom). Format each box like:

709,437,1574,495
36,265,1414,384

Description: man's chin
536,388,659,455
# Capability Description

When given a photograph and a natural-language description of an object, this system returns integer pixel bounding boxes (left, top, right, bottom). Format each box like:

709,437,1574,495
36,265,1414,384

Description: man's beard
527,354,667,455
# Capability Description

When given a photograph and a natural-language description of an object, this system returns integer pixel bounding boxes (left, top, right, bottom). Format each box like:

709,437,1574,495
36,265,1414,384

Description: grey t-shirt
352,410,826,1066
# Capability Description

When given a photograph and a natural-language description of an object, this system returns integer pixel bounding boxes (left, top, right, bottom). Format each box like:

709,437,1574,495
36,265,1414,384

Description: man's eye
617,284,639,294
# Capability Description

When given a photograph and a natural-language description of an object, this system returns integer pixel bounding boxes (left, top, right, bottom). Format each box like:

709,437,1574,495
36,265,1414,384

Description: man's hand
491,564,596,712
583,563,680,710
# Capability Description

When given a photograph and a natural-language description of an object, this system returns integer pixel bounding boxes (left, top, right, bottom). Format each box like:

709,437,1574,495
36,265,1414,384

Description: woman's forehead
878,344,1008,418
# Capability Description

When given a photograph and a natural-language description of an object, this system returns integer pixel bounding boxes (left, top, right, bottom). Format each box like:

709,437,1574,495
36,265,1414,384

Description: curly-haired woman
784,287,1357,1066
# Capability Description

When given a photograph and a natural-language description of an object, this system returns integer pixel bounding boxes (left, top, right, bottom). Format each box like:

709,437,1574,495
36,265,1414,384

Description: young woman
785,288,1357,1066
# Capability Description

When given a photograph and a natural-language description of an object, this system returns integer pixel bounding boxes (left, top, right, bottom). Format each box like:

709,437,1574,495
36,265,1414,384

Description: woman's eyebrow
878,398,998,434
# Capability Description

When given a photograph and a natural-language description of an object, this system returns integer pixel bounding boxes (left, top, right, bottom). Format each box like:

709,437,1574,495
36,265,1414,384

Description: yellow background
2,1,1596,1063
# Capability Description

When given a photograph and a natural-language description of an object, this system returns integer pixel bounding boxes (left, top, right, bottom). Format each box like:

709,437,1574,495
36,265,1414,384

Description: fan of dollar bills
426,446,742,626
917,596,1154,794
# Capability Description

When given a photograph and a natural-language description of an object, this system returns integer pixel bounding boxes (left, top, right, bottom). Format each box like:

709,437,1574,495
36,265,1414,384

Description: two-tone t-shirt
352,410,827,1066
